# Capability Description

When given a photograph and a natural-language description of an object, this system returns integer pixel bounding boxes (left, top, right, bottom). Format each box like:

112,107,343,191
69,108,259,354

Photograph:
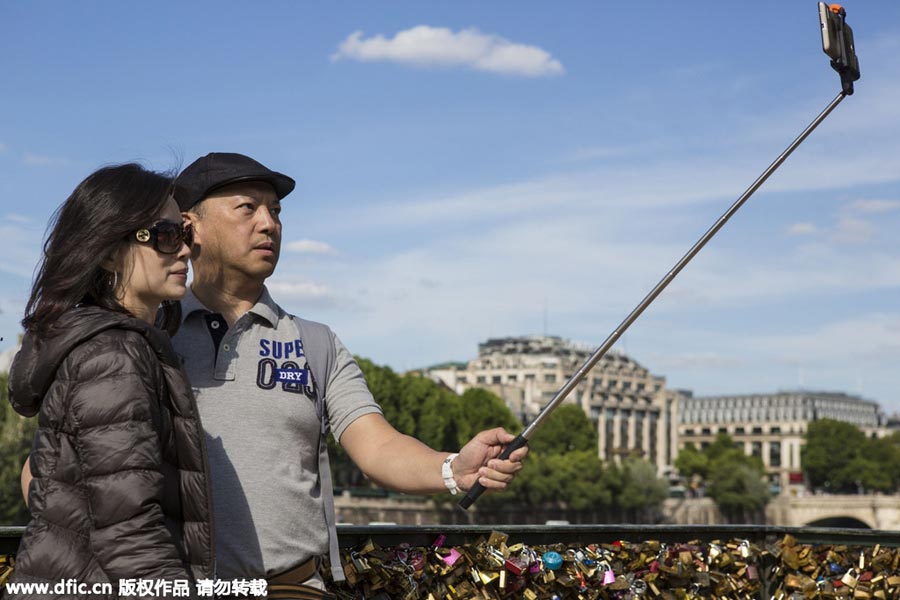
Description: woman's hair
23,163,182,338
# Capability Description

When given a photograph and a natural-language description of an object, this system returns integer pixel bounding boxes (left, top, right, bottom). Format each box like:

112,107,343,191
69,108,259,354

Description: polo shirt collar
248,286,279,326
180,284,280,327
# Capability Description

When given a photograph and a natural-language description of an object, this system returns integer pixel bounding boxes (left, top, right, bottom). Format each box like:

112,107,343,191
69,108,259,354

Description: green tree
494,450,611,511
618,457,669,511
528,403,597,455
674,442,709,480
1,373,37,525
330,360,519,489
802,419,869,493
675,433,770,520
706,460,770,520
705,433,747,464
872,432,900,491
453,388,520,448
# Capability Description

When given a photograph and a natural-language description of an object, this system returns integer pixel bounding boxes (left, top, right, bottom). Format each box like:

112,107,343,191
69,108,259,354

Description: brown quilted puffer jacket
5,305,215,599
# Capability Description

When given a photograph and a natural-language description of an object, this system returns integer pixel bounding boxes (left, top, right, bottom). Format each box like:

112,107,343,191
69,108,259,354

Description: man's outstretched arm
339,413,528,495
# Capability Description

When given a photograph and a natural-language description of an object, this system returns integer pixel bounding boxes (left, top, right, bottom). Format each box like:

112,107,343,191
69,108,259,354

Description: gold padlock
842,568,859,588
351,551,372,574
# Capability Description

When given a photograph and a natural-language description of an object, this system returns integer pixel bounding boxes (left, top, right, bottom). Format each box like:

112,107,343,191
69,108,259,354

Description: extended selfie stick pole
459,5,861,511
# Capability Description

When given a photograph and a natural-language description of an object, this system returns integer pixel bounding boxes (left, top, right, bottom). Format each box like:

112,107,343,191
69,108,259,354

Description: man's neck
190,277,265,327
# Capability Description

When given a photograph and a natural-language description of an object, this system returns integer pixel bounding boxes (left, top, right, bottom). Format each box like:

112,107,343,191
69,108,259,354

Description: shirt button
223,344,231,352
210,321,220,330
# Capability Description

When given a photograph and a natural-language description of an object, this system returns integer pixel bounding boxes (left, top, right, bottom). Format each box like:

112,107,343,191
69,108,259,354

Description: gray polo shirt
172,286,382,579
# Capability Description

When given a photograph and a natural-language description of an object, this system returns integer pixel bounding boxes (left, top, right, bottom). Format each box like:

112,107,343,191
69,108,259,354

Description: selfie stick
459,5,860,511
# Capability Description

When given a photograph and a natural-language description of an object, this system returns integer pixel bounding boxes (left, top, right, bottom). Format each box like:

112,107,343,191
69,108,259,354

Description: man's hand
452,428,529,492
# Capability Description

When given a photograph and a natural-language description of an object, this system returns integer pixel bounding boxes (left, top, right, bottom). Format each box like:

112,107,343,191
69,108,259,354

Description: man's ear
182,209,204,228
182,211,201,245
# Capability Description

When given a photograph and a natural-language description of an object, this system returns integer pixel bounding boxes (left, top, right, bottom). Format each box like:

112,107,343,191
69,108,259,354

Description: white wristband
442,453,460,495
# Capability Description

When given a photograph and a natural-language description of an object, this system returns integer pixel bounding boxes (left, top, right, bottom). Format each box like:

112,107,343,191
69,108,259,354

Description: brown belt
267,558,319,586
266,559,335,600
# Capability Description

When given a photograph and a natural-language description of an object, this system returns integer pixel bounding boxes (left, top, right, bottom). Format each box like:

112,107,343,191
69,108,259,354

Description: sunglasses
134,220,193,254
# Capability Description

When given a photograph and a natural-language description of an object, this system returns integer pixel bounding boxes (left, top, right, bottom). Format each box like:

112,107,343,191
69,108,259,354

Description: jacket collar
9,306,176,417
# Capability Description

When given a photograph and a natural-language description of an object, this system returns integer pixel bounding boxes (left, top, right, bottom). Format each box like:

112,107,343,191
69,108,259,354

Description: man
171,153,528,595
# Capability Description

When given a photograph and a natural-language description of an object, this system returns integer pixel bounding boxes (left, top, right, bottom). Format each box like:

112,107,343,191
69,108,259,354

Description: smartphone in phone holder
819,3,860,94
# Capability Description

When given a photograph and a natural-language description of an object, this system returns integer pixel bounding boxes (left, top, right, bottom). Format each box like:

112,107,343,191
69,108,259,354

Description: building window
477,376,486,384
734,426,745,435
458,376,467,384
492,376,502,384
634,411,644,453
508,374,518,382
751,441,762,458
605,410,615,459
718,427,727,435
701,427,711,435
770,441,782,467
525,373,535,380
770,426,781,434
684,428,695,436
623,381,632,390
544,373,557,384
752,426,763,434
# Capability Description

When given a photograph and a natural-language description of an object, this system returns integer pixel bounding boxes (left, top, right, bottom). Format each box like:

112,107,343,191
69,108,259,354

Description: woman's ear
100,256,116,273
101,245,127,275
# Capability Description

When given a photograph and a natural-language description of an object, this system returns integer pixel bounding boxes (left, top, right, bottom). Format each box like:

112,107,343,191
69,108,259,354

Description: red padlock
506,556,527,576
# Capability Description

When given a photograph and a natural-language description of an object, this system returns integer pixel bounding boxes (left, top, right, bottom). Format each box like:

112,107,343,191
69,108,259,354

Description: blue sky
3,2,900,412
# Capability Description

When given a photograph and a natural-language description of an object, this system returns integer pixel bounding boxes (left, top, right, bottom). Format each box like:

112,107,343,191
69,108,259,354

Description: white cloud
5,214,33,224
286,239,338,255
22,153,71,167
651,352,744,370
849,199,900,214
266,279,338,307
787,222,817,236
749,313,900,366
332,26,564,77
0,142,8,153
831,216,877,244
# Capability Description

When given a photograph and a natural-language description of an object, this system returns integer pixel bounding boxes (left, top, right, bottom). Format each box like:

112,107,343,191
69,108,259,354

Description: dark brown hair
23,163,181,338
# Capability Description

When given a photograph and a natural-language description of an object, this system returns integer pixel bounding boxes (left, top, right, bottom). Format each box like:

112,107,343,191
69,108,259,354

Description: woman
6,164,214,596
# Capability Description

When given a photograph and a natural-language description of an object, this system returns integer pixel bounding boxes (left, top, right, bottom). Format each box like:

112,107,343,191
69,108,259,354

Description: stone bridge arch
767,495,899,530
805,516,873,529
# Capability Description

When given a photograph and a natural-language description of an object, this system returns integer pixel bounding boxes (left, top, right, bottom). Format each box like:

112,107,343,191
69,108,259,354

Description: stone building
426,335,687,472
679,391,885,490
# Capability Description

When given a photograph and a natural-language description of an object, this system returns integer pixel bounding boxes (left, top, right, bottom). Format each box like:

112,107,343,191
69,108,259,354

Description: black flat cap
174,152,296,211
